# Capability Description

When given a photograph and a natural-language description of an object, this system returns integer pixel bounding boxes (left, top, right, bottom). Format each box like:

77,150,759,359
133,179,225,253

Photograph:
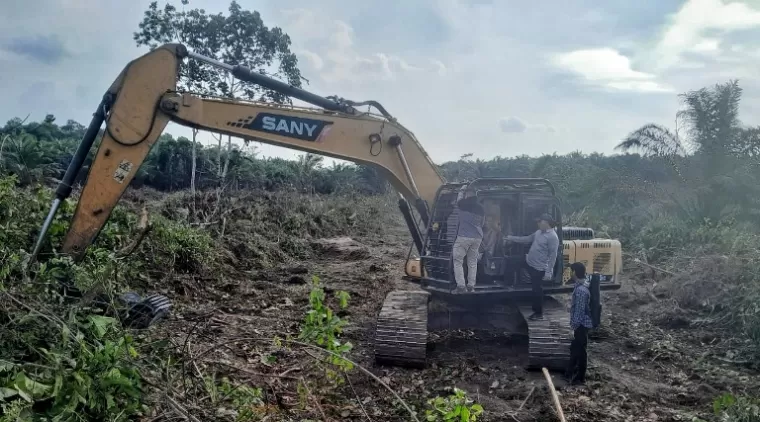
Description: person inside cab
452,186,485,293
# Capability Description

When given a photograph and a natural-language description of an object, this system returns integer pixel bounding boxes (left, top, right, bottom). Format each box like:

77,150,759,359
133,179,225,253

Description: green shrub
297,276,353,383
147,216,216,274
0,176,223,421
690,393,760,422
0,311,143,421
424,388,484,422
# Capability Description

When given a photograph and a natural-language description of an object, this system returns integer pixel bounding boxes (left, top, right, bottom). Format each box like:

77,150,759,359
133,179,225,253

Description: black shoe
528,313,543,321
570,378,585,386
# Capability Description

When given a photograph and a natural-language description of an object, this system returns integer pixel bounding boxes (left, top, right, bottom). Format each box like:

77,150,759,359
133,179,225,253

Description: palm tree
1,131,60,185
616,80,758,223
296,153,324,193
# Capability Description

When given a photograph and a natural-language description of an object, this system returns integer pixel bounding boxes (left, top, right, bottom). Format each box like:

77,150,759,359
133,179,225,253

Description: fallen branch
165,394,203,422
631,257,675,276
345,372,373,422
518,386,535,411
300,377,328,421
542,368,567,422
279,366,302,377
506,385,534,422
211,360,302,381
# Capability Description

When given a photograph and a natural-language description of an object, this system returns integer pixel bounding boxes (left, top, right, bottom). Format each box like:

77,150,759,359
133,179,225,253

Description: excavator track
518,296,572,370
374,290,430,368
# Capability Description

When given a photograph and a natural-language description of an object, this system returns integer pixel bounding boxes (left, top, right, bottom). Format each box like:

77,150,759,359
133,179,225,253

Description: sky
2,0,760,165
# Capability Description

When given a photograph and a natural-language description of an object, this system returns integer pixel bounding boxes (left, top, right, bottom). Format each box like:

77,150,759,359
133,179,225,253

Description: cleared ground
153,222,759,421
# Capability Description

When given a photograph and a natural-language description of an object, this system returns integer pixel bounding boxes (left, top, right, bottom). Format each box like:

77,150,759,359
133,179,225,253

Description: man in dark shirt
565,262,593,385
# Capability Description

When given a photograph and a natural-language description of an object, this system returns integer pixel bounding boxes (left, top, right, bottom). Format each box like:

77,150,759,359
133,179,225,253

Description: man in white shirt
505,213,559,320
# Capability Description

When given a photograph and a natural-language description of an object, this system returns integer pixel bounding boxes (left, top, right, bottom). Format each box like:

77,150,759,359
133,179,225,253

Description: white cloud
656,0,760,68
691,38,721,53
531,124,557,133
499,116,557,134
297,50,324,71
431,59,448,76
280,8,434,84
553,48,672,93
499,116,527,133
389,55,422,72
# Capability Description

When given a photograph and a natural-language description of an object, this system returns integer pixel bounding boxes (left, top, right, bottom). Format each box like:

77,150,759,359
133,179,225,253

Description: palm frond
616,124,684,157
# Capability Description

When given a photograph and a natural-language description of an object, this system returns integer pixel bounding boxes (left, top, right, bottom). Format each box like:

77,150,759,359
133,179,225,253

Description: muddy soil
153,224,760,421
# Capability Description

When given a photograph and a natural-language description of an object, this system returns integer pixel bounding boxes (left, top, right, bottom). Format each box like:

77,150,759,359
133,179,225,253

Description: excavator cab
411,178,563,293
404,178,621,294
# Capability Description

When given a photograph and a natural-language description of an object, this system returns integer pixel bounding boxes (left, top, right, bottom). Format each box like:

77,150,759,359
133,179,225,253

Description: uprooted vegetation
3,174,485,421
0,175,416,420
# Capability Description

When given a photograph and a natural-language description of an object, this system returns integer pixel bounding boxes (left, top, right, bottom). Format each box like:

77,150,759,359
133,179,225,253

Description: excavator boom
31,43,444,261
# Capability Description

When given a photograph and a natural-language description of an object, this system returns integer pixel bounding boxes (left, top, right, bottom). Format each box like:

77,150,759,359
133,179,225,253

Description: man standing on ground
452,186,485,293
505,213,559,320
566,262,593,385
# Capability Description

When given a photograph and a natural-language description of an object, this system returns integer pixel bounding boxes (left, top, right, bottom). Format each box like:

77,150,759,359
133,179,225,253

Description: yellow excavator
30,44,622,370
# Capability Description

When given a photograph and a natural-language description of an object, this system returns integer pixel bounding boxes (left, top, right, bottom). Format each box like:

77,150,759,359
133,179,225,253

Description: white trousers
452,236,482,288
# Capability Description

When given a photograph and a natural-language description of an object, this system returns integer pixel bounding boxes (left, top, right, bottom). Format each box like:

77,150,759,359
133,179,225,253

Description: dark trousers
521,259,545,314
567,326,588,382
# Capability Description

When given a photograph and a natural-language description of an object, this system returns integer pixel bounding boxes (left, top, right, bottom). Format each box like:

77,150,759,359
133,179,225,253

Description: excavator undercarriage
375,293,575,370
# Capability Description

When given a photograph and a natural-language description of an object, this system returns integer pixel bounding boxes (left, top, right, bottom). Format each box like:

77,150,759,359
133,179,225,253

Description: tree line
2,77,758,236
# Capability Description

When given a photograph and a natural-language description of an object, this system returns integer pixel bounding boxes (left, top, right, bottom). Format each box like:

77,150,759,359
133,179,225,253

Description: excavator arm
31,43,445,262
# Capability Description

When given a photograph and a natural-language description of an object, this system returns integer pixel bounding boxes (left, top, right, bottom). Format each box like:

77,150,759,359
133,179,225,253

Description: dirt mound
310,237,371,260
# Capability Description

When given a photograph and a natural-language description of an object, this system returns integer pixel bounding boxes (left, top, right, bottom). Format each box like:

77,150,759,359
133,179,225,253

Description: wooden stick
300,377,328,421
630,257,675,276
345,372,373,422
542,368,567,422
518,386,535,411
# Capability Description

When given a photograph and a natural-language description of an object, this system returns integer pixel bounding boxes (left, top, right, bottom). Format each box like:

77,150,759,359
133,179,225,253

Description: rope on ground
542,368,567,422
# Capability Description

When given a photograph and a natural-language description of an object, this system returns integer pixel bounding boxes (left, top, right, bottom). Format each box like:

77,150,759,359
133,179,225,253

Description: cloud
553,48,672,93
388,55,422,72
297,50,324,71
499,116,527,133
531,124,557,133
691,38,721,54
2,34,69,64
655,0,760,68
280,8,438,84
499,117,556,134
431,59,448,76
